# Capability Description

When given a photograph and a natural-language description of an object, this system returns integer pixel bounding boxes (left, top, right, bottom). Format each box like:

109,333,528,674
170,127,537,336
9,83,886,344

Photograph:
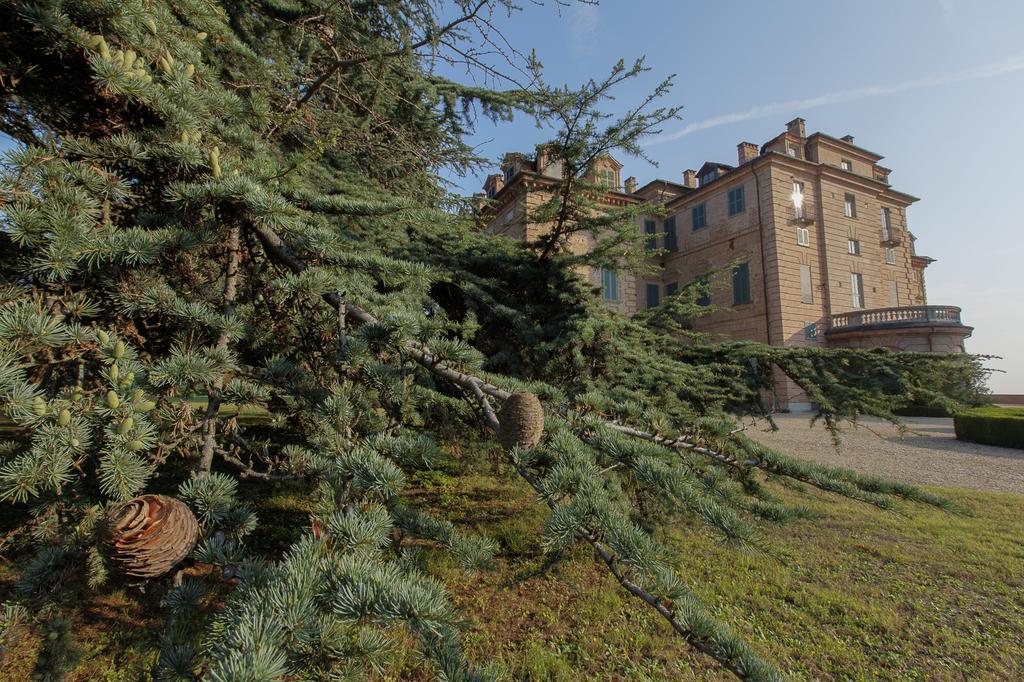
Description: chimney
786,117,806,138
681,169,698,188
624,176,637,194
737,142,759,165
483,173,504,198
840,134,855,144
535,144,551,173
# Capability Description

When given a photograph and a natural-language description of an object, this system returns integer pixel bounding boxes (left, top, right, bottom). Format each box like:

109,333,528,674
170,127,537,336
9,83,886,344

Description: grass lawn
1,459,1022,680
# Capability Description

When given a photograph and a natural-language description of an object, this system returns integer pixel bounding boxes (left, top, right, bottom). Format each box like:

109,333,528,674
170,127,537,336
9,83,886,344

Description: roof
697,161,734,176
631,178,693,198
807,132,884,162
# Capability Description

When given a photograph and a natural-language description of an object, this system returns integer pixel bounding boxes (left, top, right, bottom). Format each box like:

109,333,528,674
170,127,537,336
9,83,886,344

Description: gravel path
744,415,1024,494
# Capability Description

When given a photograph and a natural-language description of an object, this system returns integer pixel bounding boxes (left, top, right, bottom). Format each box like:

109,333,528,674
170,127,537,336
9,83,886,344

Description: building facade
481,118,973,410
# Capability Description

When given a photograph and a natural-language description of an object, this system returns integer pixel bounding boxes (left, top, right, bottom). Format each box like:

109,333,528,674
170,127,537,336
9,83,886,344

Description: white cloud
646,52,1024,146
568,2,600,59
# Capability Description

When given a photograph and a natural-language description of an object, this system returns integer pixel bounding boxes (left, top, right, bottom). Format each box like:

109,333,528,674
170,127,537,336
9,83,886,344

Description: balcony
880,228,903,247
824,305,972,353
828,305,963,331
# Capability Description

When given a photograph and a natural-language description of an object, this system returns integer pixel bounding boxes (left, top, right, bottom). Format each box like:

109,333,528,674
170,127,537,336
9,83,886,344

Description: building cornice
480,169,641,216
657,152,918,210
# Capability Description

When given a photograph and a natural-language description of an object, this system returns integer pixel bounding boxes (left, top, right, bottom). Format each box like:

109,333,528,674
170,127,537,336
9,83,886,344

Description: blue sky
442,0,1024,393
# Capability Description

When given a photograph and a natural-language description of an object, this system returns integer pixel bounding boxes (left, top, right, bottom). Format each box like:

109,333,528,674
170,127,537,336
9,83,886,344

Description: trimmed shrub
895,405,953,418
954,407,1024,449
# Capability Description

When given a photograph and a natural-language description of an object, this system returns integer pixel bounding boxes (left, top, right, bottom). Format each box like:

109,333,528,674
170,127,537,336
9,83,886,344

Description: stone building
480,118,973,410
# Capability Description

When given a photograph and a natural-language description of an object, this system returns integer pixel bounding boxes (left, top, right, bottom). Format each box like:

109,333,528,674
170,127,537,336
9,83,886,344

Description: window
727,186,746,216
700,171,717,186
851,273,864,308
881,207,892,241
644,219,657,252
885,247,896,265
796,226,810,247
692,203,707,231
597,167,616,189
732,262,752,305
646,283,660,309
799,264,813,304
665,282,679,296
664,216,678,251
786,143,798,157
841,159,853,172
503,165,516,184
601,268,619,301
844,193,857,218
792,181,805,219
888,280,899,307
848,239,861,256
696,275,711,306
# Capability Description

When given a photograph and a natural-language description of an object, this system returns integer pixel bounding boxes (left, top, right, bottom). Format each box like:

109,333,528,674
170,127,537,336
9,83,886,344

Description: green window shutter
733,262,751,305
646,283,660,308
728,187,746,215
664,216,677,251
696,275,711,306
601,268,619,301
644,219,657,251
666,282,679,296
692,203,706,231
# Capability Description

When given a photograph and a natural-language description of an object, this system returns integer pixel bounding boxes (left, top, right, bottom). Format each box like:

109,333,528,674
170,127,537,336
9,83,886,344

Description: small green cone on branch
117,417,134,435
106,391,120,409
58,409,71,427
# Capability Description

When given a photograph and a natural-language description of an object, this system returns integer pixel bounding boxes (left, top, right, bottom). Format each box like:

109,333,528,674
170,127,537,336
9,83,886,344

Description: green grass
1,466,1022,680
402,472,1024,681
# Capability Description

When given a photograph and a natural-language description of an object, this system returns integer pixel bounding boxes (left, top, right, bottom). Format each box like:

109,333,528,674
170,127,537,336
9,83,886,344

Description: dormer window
700,171,716,186
786,143,798,157
840,159,853,172
503,165,516,184
597,167,617,189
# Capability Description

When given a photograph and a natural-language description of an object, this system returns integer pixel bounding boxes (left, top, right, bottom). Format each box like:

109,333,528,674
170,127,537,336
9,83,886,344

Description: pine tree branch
292,0,490,110
198,224,242,477
248,221,768,679
215,449,297,481
600,421,753,470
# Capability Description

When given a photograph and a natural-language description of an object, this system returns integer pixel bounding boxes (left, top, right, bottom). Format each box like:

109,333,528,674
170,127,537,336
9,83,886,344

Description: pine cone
497,392,544,450
103,495,199,579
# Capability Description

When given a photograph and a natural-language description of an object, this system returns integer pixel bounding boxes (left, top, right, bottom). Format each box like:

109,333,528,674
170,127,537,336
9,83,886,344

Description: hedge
953,407,1024,449
894,405,953,418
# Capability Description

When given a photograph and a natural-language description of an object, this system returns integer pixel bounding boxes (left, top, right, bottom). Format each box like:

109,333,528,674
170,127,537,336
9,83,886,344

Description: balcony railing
827,305,963,333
